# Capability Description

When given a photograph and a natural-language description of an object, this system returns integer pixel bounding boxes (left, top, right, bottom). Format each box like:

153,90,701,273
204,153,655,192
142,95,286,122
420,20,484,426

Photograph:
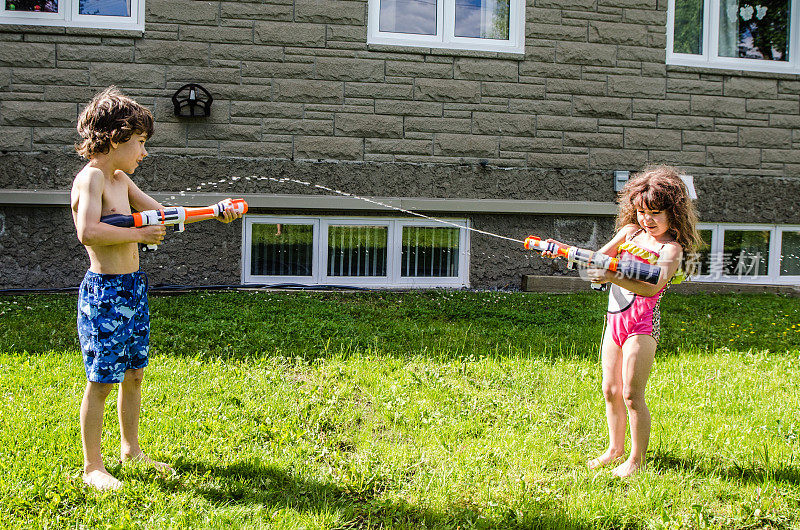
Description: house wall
1,0,799,289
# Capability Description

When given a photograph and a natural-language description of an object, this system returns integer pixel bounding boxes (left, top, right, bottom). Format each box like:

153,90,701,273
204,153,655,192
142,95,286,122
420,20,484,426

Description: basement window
690,223,800,284
242,215,471,288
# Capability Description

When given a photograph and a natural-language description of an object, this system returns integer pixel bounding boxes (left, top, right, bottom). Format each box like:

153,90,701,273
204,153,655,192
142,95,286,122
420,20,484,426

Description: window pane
455,0,509,40
718,0,789,61
781,230,800,275
674,0,704,54
79,0,129,16
328,225,388,277
723,230,770,277
691,229,713,276
251,223,313,277
379,0,436,35
5,0,57,12
401,226,460,277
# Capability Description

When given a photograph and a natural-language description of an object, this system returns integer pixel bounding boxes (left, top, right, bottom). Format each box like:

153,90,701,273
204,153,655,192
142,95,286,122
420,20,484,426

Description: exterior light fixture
172,83,212,117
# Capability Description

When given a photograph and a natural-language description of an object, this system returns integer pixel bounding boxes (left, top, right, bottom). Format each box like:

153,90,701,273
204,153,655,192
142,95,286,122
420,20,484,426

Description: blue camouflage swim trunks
77,270,150,383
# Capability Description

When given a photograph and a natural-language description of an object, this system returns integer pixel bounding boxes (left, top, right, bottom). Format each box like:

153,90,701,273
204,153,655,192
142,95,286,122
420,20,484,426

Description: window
667,0,799,73
242,215,470,288
1,0,144,31
367,0,525,54
690,223,800,284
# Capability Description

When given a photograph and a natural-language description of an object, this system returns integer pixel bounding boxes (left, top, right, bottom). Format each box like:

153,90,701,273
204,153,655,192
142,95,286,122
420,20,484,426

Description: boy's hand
138,225,166,245
217,199,244,224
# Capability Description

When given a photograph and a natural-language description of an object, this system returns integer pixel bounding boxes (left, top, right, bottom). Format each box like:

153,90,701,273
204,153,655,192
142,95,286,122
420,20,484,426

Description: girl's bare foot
611,460,641,477
122,452,173,474
587,449,624,470
83,469,122,491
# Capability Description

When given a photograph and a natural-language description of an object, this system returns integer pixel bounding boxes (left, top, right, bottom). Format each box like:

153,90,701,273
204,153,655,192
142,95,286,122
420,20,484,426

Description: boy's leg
81,381,122,490
588,331,627,469
612,334,657,477
118,367,172,472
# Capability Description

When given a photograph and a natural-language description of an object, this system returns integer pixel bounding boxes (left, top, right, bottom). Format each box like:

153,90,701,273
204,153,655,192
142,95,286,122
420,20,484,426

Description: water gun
100,198,248,250
524,235,661,286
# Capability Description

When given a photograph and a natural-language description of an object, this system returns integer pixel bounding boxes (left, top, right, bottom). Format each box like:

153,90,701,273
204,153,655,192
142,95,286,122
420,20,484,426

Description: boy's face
111,132,148,174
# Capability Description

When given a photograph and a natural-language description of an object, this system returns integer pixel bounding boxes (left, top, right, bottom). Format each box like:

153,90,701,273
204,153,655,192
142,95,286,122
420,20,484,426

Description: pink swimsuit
606,231,667,347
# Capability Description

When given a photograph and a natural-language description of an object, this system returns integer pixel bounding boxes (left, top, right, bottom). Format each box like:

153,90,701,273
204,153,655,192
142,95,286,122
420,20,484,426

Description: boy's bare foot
83,469,122,491
611,460,641,477
122,452,174,474
587,450,624,470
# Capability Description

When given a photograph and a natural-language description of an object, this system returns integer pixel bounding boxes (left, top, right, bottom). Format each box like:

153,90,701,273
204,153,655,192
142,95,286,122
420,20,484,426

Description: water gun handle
98,213,158,251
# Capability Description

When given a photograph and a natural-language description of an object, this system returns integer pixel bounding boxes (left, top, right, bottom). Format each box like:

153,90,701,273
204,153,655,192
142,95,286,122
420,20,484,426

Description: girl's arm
589,241,683,297
542,224,636,260
596,224,638,257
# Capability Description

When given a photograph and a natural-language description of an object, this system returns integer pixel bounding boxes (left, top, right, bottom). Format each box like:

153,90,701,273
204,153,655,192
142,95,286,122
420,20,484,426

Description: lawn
0,290,799,529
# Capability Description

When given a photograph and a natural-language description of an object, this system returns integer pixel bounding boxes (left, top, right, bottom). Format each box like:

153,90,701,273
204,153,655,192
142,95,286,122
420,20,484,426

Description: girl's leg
612,334,657,477
588,331,627,469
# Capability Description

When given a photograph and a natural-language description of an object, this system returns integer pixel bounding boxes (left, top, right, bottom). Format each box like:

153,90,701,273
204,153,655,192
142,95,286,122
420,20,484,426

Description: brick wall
0,0,799,179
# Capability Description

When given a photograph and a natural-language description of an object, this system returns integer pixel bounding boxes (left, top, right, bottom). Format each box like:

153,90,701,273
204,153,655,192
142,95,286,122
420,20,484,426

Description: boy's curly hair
76,86,154,159
616,165,702,254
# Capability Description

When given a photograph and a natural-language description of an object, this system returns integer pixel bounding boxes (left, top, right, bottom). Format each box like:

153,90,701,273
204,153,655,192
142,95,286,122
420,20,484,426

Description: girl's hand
585,267,610,284
541,238,563,259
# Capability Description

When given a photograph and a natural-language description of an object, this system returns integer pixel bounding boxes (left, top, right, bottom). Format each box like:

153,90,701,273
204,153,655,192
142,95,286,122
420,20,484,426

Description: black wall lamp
172,83,212,117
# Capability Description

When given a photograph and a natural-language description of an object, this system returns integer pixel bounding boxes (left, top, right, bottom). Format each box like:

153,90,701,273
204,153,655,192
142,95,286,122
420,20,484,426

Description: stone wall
0,203,615,290
2,0,800,290
0,0,799,177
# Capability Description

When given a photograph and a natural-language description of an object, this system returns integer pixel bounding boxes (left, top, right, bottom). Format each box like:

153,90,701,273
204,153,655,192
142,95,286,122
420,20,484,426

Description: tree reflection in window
719,0,789,60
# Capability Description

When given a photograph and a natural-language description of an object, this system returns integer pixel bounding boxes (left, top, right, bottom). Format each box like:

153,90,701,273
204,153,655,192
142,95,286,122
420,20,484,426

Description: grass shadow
649,450,800,486
161,458,595,529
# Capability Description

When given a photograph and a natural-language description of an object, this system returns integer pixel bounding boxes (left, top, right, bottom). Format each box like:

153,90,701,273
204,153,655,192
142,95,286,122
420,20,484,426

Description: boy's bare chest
101,179,131,217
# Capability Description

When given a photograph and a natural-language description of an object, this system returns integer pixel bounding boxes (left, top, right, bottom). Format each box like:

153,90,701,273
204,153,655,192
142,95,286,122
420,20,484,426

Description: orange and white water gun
100,198,248,250
524,235,661,286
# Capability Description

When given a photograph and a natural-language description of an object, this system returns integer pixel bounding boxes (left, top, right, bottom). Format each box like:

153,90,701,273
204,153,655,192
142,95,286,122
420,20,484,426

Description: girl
550,166,700,477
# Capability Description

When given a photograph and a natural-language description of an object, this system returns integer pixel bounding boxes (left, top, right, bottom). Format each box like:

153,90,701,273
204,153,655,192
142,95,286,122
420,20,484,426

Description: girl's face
636,206,670,238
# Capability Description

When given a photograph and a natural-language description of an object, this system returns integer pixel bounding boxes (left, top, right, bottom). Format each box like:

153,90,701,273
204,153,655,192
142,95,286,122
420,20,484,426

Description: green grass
0,291,799,529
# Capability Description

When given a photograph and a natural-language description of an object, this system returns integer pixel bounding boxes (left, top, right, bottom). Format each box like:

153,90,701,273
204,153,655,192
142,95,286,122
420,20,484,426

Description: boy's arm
125,174,241,225
75,169,164,247
125,172,164,212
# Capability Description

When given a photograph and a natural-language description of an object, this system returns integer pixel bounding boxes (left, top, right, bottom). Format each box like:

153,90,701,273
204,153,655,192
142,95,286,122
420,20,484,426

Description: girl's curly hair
75,86,154,159
616,165,701,254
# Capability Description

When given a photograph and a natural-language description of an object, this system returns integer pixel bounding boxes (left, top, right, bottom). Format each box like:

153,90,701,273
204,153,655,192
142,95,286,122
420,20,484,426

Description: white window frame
241,215,471,289
667,0,800,73
0,0,144,31
691,223,800,285
367,0,525,54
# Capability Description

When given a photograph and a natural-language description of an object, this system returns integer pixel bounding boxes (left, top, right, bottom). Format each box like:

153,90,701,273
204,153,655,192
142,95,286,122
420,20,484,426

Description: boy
71,86,241,490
